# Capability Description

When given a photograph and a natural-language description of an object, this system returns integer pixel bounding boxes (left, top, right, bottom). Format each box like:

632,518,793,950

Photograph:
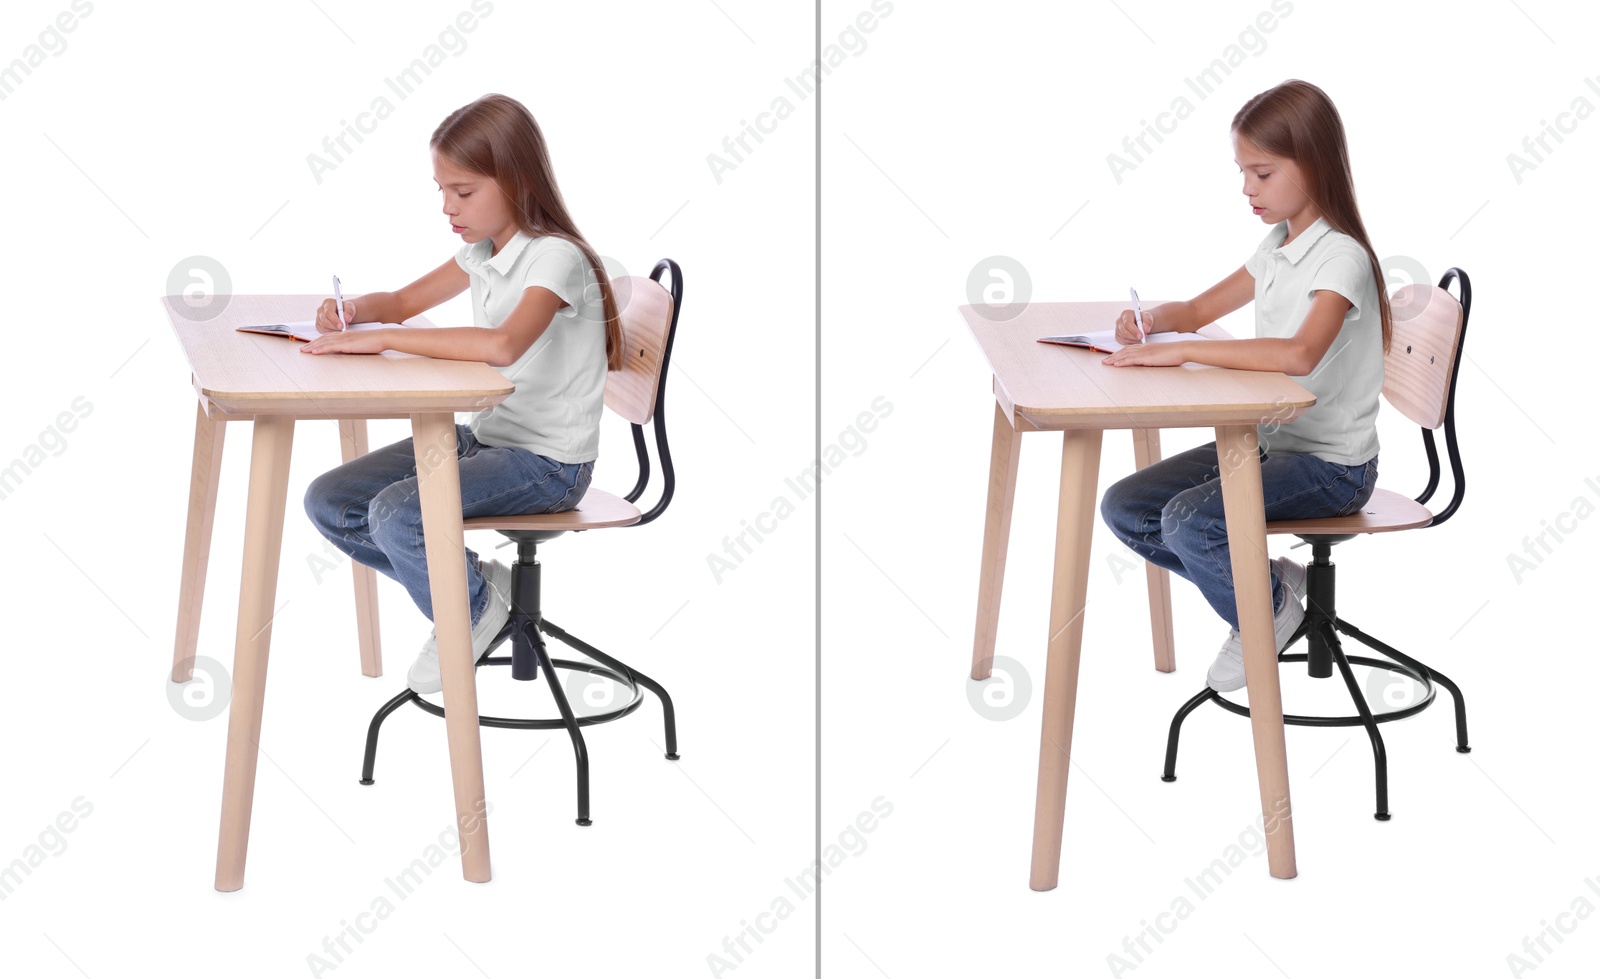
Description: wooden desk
961,300,1316,886
162,295,514,890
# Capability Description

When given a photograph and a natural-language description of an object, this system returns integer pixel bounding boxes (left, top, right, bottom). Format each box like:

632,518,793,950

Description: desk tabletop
163,294,514,416
961,300,1314,431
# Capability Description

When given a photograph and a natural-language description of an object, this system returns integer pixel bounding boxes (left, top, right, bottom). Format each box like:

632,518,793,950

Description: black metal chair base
1161,542,1470,821
358,545,680,828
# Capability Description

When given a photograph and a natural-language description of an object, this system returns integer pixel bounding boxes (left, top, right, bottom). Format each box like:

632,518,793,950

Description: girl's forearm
349,291,403,324
378,326,506,366
1149,301,1199,334
1179,337,1307,375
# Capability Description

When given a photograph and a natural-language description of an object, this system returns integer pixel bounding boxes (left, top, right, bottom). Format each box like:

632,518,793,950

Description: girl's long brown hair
1232,79,1392,354
431,94,624,370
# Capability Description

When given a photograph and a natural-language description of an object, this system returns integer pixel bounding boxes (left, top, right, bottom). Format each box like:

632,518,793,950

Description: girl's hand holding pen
315,297,356,334
1114,306,1151,344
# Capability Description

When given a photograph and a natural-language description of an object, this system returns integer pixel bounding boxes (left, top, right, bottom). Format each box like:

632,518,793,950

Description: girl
1097,79,1389,693
300,93,624,695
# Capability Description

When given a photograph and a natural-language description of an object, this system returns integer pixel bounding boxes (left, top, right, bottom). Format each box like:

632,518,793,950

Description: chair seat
462,488,642,534
1264,488,1434,537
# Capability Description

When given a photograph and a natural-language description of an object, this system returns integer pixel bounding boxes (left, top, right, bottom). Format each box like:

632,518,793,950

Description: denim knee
1099,479,1138,540
1159,493,1222,554
303,473,339,535
367,481,422,549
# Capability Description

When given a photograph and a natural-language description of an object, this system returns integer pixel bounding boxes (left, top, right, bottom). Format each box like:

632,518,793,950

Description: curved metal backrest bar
620,259,681,526
1401,267,1470,527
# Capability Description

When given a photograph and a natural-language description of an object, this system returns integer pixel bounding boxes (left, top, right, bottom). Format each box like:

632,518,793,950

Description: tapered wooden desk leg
1215,424,1296,879
972,401,1023,680
214,416,295,891
1029,428,1102,891
411,412,492,883
1130,429,1176,673
173,399,228,683
338,419,383,678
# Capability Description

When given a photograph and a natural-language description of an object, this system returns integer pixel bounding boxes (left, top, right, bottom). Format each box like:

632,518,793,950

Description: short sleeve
521,240,589,309
453,241,474,273
1307,249,1369,318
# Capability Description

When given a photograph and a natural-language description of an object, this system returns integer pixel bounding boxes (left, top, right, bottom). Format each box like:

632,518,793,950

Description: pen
1130,286,1145,343
332,274,346,333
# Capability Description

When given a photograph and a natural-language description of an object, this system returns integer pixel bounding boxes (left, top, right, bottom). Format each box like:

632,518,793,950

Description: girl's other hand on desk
300,329,387,355
1102,341,1189,368
315,297,356,333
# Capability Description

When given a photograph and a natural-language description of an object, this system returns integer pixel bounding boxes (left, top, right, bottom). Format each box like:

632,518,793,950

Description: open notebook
235,320,399,342
1038,330,1213,354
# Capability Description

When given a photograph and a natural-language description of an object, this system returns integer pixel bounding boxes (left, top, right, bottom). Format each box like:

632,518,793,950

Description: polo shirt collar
1275,216,1334,265
468,230,535,275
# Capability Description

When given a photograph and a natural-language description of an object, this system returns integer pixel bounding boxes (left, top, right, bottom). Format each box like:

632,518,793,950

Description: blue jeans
1099,441,1377,631
304,424,593,626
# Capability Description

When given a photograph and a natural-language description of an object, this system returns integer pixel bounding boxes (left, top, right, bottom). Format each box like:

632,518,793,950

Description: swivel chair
359,259,684,827
1162,268,1472,821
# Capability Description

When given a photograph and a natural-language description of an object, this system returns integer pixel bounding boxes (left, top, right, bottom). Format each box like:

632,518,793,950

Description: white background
5,0,1599,977
0,1,814,977
821,1,1598,977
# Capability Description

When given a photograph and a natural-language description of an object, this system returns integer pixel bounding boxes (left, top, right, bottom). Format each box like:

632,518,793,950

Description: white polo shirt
1245,216,1383,466
454,231,606,464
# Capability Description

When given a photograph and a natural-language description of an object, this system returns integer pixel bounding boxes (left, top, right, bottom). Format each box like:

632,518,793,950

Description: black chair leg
1324,620,1390,820
527,621,592,826
617,662,679,760
1161,542,1472,824
1161,612,1310,784
1337,616,1471,753
359,688,420,785
356,566,677,827
1161,688,1218,782
1422,662,1472,754
542,617,681,761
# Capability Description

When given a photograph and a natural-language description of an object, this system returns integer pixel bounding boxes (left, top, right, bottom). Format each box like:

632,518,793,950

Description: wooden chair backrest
603,274,675,426
1382,282,1464,430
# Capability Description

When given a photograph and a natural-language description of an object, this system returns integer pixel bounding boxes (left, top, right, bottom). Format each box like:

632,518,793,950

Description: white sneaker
1271,555,1307,603
1206,584,1306,693
407,558,515,695
482,557,514,610
1206,557,1307,686
414,558,514,661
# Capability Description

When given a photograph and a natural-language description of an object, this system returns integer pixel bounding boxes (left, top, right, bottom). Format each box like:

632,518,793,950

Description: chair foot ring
1374,812,1391,821
1206,653,1441,727
404,657,646,729
576,818,593,827
1456,745,1472,753
1160,775,1176,783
